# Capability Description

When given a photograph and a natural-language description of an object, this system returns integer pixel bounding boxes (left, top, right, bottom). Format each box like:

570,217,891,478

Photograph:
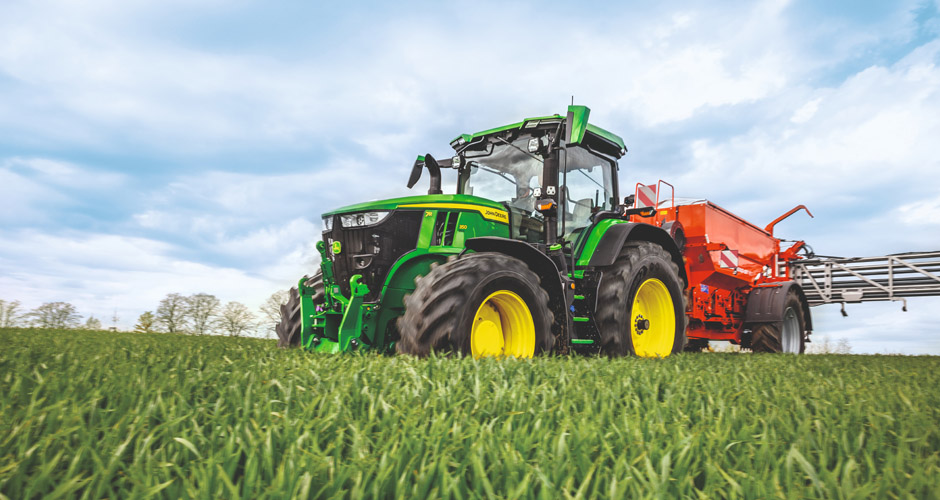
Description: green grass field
1,329,938,499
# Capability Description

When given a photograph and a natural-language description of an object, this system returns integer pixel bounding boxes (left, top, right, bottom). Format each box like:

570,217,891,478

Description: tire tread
595,241,688,356
397,253,554,356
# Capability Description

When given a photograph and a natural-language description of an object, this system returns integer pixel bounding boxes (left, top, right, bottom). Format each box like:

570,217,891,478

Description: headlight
339,211,390,228
322,216,333,232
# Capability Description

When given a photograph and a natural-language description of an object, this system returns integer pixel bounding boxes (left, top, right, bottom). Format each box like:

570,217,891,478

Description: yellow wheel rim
630,278,676,357
470,290,536,359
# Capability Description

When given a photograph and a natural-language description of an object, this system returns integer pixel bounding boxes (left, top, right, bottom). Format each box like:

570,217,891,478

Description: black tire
396,253,554,357
276,272,325,348
684,339,710,353
751,289,806,353
595,241,687,357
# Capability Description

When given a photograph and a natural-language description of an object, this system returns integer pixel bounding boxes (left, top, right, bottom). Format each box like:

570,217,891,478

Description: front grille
323,210,423,300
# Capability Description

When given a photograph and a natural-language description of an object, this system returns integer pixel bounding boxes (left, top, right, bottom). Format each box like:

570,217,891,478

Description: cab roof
449,107,627,158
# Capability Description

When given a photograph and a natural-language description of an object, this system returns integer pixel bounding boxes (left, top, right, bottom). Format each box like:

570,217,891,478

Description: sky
1,0,939,353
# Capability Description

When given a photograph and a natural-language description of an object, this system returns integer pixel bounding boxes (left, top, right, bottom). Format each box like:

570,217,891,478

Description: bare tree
84,316,103,330
27,302,82,329
111,309,120,331
156,293,189,333
134,311,156,333
216,301,257,337
807,336,853,354
259,290,289,338
835,338,852,354
187,293,220,335
0,299,24,327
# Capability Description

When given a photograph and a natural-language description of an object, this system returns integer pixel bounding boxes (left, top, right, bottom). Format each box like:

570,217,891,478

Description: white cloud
136,160,407,230
4,157,125,189
0,168,64,223
672,40,940,246
0,157,127,224
791,97,822,123
625,47,789,126
0,0,805,151
899,196,940,225
125,165,414,284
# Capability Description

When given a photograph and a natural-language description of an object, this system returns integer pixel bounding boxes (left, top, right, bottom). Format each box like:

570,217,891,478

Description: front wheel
595,241,688,357
276,272,324,348
396,253,554,358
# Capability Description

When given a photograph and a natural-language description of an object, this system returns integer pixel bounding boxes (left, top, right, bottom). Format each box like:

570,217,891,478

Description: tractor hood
321,194,508,218
317,193,513,306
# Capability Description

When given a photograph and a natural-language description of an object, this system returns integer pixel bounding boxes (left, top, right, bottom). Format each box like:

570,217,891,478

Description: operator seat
559,186,595,241
570,198,593,227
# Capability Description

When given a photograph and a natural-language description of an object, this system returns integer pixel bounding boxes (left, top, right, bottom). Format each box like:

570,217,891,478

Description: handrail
657,180,675,210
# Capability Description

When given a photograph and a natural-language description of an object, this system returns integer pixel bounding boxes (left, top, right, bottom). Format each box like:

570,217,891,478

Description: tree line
0,299,108,330
1,290,289,338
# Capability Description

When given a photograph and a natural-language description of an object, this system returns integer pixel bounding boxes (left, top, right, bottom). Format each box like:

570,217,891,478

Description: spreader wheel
751,289,807,353
684,339,710,353
596,241,688,357
276,272,324,348
396,253,554,358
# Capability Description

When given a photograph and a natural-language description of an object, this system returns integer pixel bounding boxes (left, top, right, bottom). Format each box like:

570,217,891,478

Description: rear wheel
276,272,324,348
596,241,687,357
751,289,806,353
397,253,554,358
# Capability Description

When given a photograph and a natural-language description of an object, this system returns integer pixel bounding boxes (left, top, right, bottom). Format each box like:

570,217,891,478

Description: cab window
561,147,614,235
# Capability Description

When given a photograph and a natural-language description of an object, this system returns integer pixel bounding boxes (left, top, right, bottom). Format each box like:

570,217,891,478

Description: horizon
1,0,939,353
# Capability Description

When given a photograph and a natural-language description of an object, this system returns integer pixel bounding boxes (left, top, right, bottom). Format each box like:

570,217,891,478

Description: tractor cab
445,106,626,247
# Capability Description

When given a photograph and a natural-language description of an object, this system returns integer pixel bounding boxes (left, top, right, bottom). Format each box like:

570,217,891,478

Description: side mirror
407,155,425,189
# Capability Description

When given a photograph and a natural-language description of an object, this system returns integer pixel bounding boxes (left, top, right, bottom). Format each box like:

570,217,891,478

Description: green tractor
277,105,687,357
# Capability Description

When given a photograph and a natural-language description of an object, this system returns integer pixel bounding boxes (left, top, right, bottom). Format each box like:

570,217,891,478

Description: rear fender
586,222,687,284
745,282,813,331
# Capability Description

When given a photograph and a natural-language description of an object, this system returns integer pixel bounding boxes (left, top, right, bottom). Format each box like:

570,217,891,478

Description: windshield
456,130,617,240
459,136,543,212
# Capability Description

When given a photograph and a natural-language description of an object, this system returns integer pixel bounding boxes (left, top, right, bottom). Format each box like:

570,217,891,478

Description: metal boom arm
787,251,940,312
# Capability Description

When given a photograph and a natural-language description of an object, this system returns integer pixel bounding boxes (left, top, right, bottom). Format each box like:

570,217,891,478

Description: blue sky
1,0,939,353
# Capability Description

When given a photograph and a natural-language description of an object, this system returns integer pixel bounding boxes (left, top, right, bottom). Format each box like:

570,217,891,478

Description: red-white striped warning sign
719,250,739,269
636,184,657,208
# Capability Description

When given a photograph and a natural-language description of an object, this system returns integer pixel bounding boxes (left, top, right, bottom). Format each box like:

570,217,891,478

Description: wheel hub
781,307,801,353
634,315,650,335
